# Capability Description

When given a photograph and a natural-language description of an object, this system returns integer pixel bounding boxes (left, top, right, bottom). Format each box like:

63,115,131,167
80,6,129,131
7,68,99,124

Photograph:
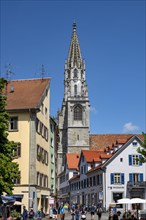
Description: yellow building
5,78,51,214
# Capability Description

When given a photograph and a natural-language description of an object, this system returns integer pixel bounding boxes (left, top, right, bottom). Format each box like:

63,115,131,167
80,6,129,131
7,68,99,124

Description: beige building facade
6,78,51,213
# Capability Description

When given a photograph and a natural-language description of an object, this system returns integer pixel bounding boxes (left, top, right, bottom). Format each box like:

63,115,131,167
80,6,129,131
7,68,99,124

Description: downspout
101,167,106,211
28,109,31,211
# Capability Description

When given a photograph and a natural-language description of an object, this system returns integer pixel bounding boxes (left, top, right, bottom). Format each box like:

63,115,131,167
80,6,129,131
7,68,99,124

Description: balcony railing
127,181,146,188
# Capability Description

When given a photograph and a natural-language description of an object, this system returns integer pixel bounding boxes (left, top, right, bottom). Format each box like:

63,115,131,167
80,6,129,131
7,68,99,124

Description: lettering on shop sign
113,187,124,189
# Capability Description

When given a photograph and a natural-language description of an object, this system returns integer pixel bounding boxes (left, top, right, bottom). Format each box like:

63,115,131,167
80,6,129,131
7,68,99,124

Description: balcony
127,181,146,188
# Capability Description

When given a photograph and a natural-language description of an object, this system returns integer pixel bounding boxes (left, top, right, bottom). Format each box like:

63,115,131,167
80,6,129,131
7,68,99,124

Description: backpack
97,208,102,214
91,206,95,212
75,209,80,215
29,210,34,217
53,208,57,215
60,207,64,214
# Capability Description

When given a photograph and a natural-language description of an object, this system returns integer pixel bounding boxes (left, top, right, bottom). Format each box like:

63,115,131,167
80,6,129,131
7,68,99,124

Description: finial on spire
73,21,76,31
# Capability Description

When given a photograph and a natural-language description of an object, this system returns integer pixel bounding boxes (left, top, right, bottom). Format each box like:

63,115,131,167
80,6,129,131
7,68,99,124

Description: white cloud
123,122,139,133
90,106,98,114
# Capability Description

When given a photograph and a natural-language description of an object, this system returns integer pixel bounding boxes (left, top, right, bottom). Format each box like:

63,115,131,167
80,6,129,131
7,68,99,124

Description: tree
0,78,19,196
137,132,146,163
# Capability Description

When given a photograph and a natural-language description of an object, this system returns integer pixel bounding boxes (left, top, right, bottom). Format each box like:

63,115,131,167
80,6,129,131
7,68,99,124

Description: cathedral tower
58,23,90,172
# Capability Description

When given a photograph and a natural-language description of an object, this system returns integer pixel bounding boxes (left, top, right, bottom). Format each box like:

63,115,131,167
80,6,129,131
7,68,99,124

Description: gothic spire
67,22,82,67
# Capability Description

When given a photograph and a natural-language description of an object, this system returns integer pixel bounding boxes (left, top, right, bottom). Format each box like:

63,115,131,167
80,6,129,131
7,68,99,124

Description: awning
11,194,23,199
1,195,15,205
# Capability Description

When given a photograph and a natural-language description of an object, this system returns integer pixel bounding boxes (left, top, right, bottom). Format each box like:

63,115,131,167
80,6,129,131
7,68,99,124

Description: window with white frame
9,116,18,131
133,173,140,183
44,175,48,187
12,143,21,158
129,173,143,183
37,172,40,185
51,154,54,163
132,155,139,165
40,174,43,186
51,138,53,147
44,151,48,165
14,171,21,185
114,173,121,184
111,173,124,184
129,154,142,166
51,169,54,179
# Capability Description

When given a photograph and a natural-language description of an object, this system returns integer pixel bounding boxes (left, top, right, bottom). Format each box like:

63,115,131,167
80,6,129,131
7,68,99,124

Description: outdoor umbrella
117,198,131,204
129,198,146,204
13,201,23,206
117,198,131,212
129,198,146,219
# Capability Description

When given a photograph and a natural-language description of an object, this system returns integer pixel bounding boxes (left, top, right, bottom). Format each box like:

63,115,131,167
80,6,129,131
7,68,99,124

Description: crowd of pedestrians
67,203,103,220
46,202,103,220
108,209,139,220
22,206,45,220
3,202,141,220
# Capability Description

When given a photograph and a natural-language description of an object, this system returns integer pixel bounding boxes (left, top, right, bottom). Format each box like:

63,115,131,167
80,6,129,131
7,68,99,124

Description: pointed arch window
74,85,77,96
68,70,70,79
74,105,82,121
74,69,78,78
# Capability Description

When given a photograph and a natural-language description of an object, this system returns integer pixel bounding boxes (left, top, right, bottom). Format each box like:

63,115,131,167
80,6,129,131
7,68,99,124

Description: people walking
90,204,96,220
75,206,80,220
58,204,65,220
71,208,75,220
52,207,58,220
28,208,35,220
81,208,86,220
22,206,28,220
97,207,102,220
113,211,121,220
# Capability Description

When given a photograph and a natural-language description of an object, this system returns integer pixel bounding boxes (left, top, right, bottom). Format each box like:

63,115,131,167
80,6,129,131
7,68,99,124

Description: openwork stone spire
67,22,82,67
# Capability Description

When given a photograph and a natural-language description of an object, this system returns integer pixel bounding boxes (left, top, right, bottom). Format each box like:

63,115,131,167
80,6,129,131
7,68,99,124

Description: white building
102,135,146,211
69,135,146,211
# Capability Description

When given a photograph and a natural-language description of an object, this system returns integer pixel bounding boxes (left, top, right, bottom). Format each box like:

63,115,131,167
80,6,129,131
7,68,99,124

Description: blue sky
1,0,145,134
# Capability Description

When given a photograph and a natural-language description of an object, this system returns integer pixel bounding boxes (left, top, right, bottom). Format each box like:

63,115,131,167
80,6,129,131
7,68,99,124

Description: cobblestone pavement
44,212,109,220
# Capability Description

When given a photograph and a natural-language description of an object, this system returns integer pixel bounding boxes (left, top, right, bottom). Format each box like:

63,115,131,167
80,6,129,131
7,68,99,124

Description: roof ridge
9,77,50,82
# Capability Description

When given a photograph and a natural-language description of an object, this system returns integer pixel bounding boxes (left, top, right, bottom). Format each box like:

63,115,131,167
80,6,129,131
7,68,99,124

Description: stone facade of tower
57,23,90,173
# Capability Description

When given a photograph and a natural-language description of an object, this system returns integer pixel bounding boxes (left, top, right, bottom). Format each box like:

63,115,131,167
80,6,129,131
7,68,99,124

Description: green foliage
0,78,19,196
11,210,21,218
137,132,146,163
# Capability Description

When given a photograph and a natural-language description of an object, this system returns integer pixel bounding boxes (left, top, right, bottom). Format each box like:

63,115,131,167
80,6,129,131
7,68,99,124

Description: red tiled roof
66,153,80,169
116,139,128,144
90,134,143,151
82,150,101,162
4,78,50,110
100,154,112,159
